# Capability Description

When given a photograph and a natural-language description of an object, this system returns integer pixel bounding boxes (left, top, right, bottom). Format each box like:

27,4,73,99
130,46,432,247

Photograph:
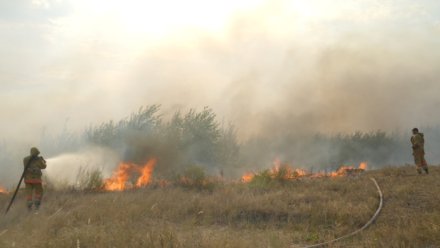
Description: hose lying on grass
293,177,383,248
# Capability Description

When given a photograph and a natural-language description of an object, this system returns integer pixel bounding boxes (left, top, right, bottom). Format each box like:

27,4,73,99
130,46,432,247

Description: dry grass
0,166,439,248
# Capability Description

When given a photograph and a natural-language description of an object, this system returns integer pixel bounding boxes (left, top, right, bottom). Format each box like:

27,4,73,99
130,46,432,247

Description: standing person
23,147,47,210
411,128,429,174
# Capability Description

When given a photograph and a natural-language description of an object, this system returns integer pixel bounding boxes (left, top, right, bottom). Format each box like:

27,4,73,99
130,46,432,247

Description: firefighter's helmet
30,147,40,156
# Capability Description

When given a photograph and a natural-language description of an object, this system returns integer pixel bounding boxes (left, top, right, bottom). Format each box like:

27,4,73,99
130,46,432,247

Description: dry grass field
0,165,439,248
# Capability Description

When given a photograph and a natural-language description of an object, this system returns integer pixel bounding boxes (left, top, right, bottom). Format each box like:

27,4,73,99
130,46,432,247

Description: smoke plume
1,0,440,184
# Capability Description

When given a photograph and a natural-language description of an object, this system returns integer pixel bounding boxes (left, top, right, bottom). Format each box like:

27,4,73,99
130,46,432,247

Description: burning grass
0,166,439,247
0,186,8,195
101,162,218,192
74,159,369,193
103,158,157,191
99,159,367,193
241,161,368,185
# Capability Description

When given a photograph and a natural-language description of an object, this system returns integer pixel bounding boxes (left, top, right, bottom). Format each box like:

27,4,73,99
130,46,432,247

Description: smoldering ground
1,0,440,185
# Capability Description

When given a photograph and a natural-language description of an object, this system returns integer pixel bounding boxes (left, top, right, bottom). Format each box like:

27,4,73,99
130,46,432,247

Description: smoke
114,0,440,139
1,0,440,180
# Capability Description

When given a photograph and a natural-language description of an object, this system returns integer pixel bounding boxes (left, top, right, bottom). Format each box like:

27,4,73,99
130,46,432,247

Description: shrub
84,106,240,178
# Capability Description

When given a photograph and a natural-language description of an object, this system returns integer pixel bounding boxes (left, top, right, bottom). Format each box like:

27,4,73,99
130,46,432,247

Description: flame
330,166,354,177
294,168,307,177
0,186,8,194
359,162,368,170
271,162,308,180
104,163,134,191
328,162,367,177
135,158,157,187
241,161,368,183
104,158,157,191
241,172,254,183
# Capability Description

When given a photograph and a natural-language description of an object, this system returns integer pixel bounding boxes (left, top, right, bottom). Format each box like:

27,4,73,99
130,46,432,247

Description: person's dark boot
417,169,422,174
424,168,429,174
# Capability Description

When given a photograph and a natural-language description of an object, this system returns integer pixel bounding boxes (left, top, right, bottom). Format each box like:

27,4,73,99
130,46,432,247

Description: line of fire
0,160,367,193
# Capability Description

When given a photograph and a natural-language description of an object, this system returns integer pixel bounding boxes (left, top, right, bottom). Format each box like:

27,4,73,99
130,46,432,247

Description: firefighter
23,147,47,210
411,128,429,174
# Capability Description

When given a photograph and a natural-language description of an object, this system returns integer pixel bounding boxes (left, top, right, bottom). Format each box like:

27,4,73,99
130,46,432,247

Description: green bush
84,106,240,179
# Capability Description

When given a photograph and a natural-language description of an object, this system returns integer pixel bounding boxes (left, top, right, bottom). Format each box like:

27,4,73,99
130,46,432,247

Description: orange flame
241,172,254,183
328,162,368,177
135,158,157,187
294,168,307,177
104,158,157,191
271,162,308,180
241,161,368,182
0,186,7,194
359,162,368,170
330,166,354,177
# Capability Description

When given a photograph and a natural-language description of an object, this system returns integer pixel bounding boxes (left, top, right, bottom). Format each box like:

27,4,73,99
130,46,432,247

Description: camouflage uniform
411,132,428,174
23,147,46,210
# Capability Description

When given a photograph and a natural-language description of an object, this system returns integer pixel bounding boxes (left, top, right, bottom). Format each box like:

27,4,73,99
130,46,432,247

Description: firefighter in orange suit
411,128,429,174
23,147,47,210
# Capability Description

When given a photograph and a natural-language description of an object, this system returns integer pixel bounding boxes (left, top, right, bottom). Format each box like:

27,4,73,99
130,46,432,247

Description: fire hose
293,178,383,248
4,156,36,215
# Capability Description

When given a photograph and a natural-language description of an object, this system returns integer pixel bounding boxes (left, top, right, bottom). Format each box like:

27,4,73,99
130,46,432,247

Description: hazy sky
1,0,440,143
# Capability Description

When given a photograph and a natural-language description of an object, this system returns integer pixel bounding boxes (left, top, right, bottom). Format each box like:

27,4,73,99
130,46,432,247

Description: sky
1,0,440,144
